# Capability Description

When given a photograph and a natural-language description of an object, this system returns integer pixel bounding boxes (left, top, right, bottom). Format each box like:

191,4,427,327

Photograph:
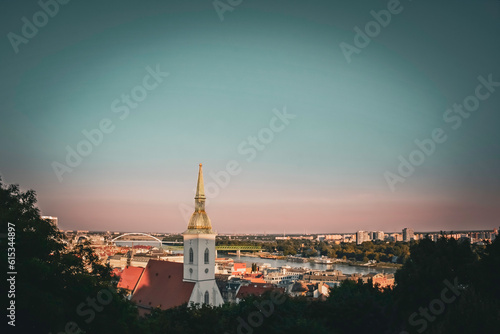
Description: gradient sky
1,0,499,233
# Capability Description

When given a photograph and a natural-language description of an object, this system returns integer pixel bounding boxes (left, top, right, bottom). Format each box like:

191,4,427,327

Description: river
114,241,397,275
225,255,398,275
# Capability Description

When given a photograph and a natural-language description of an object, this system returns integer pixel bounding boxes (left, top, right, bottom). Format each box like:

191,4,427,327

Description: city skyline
1,0,499,233
20,160,500,234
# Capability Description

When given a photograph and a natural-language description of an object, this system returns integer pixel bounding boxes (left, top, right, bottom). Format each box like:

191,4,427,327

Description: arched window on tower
204,248,209,264
189,248,193,264
204,291,210,304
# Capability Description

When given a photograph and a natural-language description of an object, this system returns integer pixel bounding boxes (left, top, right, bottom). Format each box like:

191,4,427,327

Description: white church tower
183,164,224,306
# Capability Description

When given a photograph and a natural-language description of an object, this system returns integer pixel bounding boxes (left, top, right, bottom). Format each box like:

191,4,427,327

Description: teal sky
1,0,499,233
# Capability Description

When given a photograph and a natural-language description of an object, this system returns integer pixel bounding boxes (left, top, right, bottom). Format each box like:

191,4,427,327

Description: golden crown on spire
185,164,213,234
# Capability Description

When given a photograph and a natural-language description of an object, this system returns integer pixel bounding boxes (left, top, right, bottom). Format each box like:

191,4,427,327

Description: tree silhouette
0,177,142,333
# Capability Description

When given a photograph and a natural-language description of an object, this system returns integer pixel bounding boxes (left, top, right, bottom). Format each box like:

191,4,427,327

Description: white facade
264,272,301,285
183,234,216,282
183,164,224,307
403,228,415,242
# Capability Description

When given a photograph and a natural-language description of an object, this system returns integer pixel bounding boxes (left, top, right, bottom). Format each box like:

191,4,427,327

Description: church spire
185,163,213,233
195,163,205,201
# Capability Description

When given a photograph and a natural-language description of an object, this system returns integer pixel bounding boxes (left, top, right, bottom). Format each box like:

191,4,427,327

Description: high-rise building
389,233,403,242
402,228,414,242
182,164,224,306
356,231,370,245
373,231,384,241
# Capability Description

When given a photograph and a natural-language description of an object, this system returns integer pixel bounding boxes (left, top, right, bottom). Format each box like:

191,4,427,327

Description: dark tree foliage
394,237,476,315
317,279,394,333
0,177,143,333
144,293,332,334
393,236,500,334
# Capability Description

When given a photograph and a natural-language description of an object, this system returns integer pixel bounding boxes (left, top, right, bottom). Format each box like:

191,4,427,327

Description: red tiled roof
250,278,266,284
117,266,144,291
131,260,194,312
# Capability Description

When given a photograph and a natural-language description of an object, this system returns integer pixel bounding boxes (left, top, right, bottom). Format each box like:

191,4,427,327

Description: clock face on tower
205,268,209,273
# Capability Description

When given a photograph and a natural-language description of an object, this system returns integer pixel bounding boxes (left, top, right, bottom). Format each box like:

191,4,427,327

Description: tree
0,177,143,333
392,236,500,333
327,249,337,258
317,279,393,333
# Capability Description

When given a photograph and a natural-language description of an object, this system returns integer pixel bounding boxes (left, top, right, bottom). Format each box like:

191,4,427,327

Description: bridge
215,245,262,251
162,245,263,255
110,233,163,247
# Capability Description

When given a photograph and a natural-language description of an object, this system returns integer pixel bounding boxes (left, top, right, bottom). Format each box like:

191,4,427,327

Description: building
303,270,349,288
342,234,356,243
289,281,330,300
215,258,247,275
372,231,384,241
403,228,414,242
323,234,343,242
130,256,151,268
263,271,301,286
117,266,144,293
131,260,196,315
182,164,224,306
215,275,242,303
108,255,128,269
362,273,395,288
235,283,284,303
130,164,224,314
389,233,403,242
356,231,370,245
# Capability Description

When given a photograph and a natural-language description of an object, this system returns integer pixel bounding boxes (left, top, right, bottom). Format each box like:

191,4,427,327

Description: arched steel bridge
110,233,163,245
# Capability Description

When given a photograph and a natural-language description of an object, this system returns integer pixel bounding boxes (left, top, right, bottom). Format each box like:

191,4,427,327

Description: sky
1,0,499,234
